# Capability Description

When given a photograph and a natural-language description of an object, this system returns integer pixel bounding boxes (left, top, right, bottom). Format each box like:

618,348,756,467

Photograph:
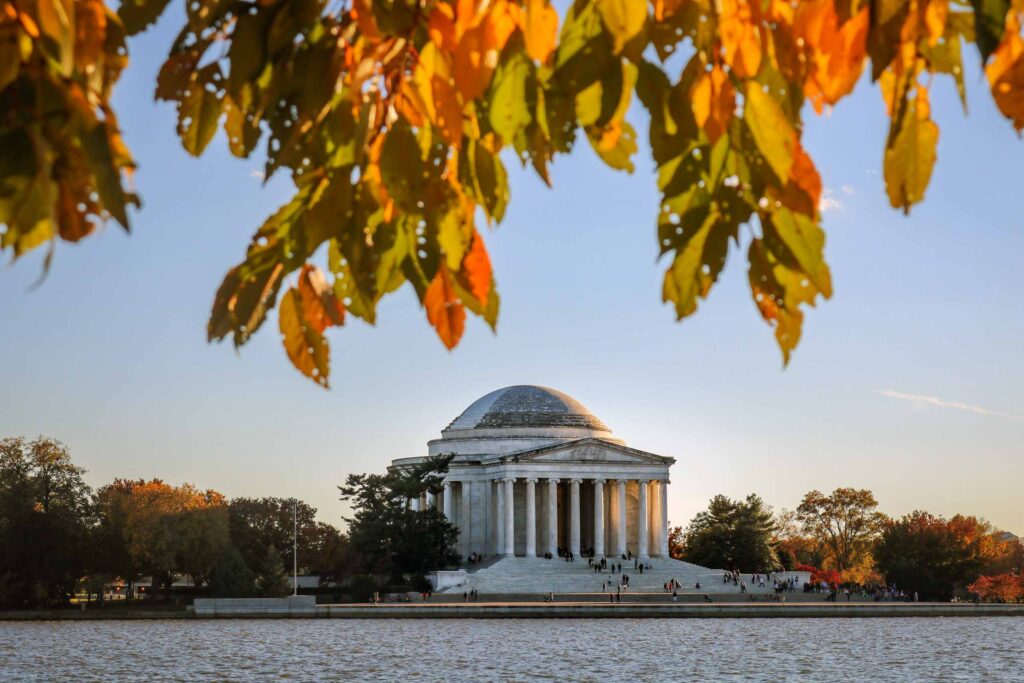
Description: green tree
207,546,256,598
256,545,292,597
227,497,342,578
339,455,458,577
0,436,93,608
874,511,1004,600
174,505,231,589
796,488,886,571
679,494,779,572
5,0,1024,380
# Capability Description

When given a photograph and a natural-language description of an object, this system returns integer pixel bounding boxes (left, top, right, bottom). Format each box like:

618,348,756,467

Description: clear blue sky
1,18,1022,534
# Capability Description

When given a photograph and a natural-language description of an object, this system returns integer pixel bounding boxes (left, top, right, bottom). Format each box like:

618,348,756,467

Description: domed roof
445,385,610,432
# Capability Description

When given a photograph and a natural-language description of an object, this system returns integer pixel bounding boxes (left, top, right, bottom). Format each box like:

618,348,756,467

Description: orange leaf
718,0,762,78
429,3,459,53
986,19,1024,131
453,0,517,100
523,0,558,63
691,64,735,143
460,230,492,305
75,0,107,67
780,141,822,215
924,0,948,46
297,264,346,334
352,0,380,40
796,1,869,113
425,268,466,350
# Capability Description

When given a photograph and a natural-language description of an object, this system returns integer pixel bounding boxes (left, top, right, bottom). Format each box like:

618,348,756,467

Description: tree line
0,436,456,608
670,488,1024,601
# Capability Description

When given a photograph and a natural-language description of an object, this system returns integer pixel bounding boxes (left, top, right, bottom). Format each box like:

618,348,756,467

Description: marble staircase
441,557,793,595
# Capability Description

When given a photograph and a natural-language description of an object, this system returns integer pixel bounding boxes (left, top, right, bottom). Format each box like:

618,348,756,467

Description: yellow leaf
410,42,464,147
523,0,558,63
743,82,796,182
279,287,331,388
587,119,638,171
596,0,648,53
884,89,939,212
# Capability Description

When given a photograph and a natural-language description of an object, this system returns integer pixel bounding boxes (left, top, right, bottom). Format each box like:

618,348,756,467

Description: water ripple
2,617,1023,682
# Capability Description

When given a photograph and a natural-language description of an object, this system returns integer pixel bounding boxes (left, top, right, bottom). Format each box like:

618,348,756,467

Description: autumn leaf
458,230,493,306
297,264,346,334
986,21,1024,130
744,82,796,183
489,51,534,141
972,0,1012,61
424,268,466,350
884,88,939,212
523,0,559,63
279,287,331,387
407,42,464,147
9,0,1024,382
691,64,735,143
596,0,648,53
718,0,761,78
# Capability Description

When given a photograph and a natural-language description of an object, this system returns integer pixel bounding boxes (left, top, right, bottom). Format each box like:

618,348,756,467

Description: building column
503,478,515,557
593,479,606,557
615,479,627,557
442,482,452,520
637,480,649,559
525,478,537,558
546,478,559,555
569,479,582,556
495,479,505,556
660,479,670,558
410,496,420,512
460,482,472,559
426,490,436,509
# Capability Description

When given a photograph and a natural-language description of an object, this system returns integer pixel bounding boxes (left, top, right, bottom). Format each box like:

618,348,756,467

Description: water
1,618,1022,681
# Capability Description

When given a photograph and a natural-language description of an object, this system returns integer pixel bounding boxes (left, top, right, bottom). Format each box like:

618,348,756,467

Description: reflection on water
1,617,1021,682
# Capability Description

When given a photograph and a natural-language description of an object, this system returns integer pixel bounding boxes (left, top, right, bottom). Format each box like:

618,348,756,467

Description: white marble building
391,385,673,560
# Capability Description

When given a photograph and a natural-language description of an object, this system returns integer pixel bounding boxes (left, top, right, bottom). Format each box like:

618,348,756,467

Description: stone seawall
5,602,1024,620
314,603,1024,619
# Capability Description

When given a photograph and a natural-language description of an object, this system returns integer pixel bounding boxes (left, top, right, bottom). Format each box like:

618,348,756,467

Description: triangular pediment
495,438,672,465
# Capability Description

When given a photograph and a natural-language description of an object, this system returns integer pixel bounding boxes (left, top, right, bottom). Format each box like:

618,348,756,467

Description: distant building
391,385,674,560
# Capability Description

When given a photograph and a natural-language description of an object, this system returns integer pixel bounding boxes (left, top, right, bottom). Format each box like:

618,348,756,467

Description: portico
391,386,674,560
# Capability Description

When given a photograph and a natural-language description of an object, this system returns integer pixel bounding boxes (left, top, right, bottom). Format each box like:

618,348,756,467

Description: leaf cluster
5,0,1024,377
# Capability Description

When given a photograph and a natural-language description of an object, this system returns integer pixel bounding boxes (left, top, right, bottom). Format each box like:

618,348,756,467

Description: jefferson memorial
392,385,672,560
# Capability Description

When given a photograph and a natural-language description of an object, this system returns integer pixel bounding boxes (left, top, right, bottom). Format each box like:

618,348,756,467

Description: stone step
440,557,803,595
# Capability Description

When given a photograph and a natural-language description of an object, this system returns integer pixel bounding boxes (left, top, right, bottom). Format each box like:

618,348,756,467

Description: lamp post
292,498,298,597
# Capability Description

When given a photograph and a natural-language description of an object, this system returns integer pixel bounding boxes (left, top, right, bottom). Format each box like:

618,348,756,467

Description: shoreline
4,602,1024,620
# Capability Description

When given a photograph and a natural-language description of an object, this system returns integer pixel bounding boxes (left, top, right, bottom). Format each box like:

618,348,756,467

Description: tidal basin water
3,617,1023,681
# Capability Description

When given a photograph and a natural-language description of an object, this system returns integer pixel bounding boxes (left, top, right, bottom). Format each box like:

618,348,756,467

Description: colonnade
435,477,670,559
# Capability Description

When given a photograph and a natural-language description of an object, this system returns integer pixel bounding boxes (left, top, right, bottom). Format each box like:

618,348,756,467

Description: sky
1,16,1022,535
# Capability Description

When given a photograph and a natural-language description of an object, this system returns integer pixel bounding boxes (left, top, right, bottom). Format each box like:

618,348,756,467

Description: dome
445,385,610,432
